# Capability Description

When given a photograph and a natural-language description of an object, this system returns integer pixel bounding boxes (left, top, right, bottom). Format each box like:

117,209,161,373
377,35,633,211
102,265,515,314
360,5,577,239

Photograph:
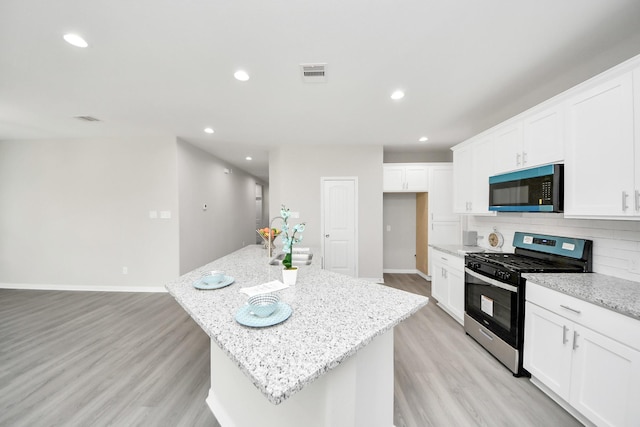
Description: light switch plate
149,210,158,219
160,211,171,219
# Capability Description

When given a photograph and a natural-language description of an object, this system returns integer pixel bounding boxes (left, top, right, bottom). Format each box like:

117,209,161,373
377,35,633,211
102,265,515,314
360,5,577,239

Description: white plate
193,275,235,290
235,302,292,328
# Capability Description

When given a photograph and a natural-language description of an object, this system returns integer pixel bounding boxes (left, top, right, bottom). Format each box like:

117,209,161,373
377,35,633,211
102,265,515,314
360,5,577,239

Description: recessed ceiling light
245,156,252,161
419,136,429,142
390,90,405,100
234,70,250,81
63,33,88,48
204,127,215,134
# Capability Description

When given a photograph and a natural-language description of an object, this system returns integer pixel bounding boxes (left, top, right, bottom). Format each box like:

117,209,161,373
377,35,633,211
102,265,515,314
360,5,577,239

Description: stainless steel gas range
464,232,593,376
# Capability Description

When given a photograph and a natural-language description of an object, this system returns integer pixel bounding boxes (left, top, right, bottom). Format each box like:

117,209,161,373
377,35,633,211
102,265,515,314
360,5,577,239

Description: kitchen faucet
268,216,284,257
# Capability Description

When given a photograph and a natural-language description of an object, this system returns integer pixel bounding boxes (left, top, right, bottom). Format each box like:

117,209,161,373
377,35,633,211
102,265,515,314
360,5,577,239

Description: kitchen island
165,245,428,427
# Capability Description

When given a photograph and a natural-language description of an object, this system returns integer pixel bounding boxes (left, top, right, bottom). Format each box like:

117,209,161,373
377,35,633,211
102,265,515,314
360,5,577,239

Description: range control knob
496,271,511,281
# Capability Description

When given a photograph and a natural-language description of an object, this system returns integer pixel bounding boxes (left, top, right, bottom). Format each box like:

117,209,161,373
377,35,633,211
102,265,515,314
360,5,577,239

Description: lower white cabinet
430,249,465,325
524,283,640,427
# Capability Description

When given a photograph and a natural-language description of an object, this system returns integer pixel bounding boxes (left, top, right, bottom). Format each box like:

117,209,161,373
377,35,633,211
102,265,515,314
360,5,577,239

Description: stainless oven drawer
465,313,519,374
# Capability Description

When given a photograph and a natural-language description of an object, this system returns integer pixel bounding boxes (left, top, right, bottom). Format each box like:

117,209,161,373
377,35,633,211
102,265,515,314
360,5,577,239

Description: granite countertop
523,273,640,320
165,245,428,405
430,244,488,258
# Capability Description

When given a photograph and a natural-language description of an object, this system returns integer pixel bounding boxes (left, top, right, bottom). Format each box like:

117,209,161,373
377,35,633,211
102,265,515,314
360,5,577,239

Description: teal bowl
248,294,280,318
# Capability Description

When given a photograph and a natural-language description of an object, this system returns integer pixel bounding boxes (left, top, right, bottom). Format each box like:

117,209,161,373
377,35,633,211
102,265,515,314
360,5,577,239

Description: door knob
325,234,330,238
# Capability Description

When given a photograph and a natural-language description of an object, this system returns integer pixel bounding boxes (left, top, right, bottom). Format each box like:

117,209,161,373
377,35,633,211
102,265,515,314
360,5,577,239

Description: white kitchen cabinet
524,302,573,398
524,283,640,427
492,106,565,174
492,122,523,173
430,253,447,304
430,248,465,325
428,165,461,248
383,164,429,192
564,71,637,218
522,105,564,169
453,136,495,214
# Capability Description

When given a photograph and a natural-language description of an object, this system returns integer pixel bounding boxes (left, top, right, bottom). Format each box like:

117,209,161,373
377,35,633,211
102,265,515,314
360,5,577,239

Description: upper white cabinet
452,53,640,220
564,72,637,218
493,105,564,174
453,136,495,214
492,122,524,173
383,163,429,192
522,105,565,168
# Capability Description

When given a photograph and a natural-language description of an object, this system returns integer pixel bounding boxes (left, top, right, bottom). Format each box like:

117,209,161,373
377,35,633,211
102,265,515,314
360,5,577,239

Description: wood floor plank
1,276,581,426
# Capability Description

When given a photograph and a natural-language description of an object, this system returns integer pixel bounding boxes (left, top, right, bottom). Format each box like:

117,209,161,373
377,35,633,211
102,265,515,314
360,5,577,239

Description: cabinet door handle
572,330,579,350
635,190,640,212
516,153,521,166
560,304,581,314
622,191,629,211
522,151,527,165
562,325,569,344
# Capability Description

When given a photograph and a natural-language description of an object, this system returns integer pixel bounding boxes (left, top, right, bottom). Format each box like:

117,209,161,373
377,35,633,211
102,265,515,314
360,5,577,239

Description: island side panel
206,329,394,427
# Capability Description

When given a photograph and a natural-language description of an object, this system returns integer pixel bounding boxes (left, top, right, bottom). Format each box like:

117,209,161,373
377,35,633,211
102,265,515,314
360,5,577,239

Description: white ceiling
2,0,640,182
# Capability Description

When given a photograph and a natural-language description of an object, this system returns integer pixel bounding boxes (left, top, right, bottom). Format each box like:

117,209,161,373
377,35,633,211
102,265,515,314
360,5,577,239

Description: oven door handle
465,268,518,293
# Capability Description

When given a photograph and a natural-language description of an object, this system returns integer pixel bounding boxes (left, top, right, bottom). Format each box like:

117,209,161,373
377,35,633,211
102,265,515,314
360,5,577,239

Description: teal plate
193,275,235,290
235,302,292,328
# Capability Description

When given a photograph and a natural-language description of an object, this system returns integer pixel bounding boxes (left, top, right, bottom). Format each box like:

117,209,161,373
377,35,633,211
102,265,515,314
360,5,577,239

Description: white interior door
322,178,357,277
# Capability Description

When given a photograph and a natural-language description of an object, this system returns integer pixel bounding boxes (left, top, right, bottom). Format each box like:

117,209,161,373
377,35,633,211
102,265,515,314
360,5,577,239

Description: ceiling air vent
300,63,327,83
74,115,101,122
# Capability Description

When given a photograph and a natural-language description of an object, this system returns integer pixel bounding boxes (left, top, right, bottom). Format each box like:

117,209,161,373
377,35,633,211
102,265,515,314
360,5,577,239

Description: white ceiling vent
300,63,327,83
74,115,101,122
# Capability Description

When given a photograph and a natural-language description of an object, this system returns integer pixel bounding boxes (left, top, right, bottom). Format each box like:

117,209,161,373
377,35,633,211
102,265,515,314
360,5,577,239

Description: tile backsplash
467,214,640,282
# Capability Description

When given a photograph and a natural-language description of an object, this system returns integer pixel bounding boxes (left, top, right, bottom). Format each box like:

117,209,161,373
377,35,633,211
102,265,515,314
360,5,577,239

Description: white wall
383,193,416,271
0,136,180,290
467,214,640,282
177,140,265,273
269,145,384,280
383,150,452,163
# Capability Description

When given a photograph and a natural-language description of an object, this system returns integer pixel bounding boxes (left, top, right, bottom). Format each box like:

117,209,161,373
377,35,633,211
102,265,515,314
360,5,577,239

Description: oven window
465,273,519,347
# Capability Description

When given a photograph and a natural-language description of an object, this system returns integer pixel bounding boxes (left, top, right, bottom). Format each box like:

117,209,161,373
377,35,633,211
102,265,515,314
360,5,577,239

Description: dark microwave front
488,164,563,212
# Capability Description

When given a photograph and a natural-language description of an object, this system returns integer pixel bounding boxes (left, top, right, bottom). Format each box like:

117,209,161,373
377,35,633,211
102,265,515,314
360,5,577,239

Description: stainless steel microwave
488,164,563,212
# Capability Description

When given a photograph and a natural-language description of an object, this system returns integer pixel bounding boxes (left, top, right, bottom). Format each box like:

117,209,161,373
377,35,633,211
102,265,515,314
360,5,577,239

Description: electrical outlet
122,266,128,275
160,210,171,219
386,225,391,232
290,211,300,218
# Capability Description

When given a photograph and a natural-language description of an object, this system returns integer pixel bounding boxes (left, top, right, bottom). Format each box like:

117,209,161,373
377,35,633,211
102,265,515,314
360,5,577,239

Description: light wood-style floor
0,275,580,426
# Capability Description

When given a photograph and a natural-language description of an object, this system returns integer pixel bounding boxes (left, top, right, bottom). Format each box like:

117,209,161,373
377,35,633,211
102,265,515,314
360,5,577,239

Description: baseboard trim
383,269,418,274
0,283,167,293
416,270,430,281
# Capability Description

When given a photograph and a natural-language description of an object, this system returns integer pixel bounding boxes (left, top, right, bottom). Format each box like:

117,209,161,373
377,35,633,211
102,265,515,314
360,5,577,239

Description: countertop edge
523,272,640,321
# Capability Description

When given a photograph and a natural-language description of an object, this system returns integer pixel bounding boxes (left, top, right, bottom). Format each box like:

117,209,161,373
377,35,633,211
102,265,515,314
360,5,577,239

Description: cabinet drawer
431,249,465,270
526,282,640,351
